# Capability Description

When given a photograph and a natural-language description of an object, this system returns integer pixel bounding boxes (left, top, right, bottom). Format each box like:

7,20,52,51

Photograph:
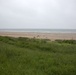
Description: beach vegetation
0,36,76,75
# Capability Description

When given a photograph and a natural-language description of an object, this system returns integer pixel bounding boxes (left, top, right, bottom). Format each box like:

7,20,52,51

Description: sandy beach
0,32,76,40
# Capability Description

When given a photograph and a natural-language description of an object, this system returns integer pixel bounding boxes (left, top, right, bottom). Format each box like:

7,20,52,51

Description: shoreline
0,32,76,40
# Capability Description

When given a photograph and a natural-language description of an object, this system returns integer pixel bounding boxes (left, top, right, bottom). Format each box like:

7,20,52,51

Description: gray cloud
0,0,76,29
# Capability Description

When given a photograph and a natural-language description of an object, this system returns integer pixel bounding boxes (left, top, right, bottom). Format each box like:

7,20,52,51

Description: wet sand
0,32,76,40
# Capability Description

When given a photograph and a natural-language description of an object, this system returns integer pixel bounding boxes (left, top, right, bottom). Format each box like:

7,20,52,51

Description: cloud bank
0,0,76,29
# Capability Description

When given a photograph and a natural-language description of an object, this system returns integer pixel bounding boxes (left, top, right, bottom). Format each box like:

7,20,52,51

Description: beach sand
0,32,76,40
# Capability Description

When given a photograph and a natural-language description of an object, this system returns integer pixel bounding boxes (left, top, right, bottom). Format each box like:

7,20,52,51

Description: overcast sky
0,0,76,29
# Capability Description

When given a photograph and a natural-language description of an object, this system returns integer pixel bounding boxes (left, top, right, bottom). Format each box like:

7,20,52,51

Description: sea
0,29,76,33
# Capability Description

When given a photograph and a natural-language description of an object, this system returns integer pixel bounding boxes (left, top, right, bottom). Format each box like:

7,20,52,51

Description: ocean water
0,29,76,33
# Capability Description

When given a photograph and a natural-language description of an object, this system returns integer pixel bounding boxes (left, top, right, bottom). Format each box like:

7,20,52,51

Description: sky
0,0,76,29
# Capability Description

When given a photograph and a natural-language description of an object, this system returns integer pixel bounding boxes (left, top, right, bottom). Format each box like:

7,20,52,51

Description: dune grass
0,36,76,75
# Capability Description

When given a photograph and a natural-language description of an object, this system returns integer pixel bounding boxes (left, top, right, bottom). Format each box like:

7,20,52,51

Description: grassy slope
0,36,76,75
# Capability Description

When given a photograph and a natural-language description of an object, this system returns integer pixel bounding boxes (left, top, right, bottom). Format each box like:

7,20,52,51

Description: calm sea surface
0,29,76,33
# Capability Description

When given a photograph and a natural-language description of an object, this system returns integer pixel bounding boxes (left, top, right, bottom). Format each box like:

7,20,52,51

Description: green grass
0,36,76,75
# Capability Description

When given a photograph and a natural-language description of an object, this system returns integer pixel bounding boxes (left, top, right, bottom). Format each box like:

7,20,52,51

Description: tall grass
0,36,76,75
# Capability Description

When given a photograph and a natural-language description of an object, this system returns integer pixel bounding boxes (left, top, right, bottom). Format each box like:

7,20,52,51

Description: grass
0,36,76,75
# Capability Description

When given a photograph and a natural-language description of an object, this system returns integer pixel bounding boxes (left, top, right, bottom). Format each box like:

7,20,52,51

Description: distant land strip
0,32,76,41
